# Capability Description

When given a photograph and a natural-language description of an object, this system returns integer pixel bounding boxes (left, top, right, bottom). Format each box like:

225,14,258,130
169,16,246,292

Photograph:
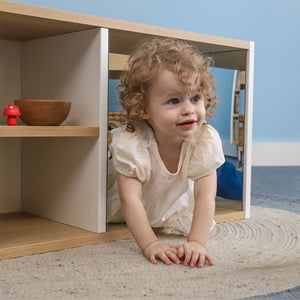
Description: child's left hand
178,240,214,268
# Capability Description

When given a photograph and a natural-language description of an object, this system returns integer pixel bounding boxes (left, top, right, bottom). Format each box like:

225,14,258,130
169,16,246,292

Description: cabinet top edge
0,0,251,50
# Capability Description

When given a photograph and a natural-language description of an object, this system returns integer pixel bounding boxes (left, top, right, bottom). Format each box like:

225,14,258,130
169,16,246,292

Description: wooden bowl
14,99,71,126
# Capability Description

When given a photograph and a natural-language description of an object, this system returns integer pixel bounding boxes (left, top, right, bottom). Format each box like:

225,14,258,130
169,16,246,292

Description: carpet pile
0,206,299,299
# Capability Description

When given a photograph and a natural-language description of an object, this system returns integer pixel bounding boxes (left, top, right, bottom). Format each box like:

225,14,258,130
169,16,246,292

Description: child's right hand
177,240,214,268
143,240,181,265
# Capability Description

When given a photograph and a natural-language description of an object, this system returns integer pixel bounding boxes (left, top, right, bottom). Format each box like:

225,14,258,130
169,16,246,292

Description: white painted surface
97,28,109,233
21,29,104,232
243,41,255,219
252,143,300,166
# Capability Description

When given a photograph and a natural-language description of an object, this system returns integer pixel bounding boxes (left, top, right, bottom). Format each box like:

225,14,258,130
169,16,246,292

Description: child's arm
117,173,181,265
178,170,216,267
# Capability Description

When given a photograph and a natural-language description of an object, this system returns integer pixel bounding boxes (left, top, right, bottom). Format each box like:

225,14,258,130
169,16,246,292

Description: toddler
107,37,225,267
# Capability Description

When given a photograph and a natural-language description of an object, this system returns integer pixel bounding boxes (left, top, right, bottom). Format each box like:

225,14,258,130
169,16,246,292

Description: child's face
144,68,206,143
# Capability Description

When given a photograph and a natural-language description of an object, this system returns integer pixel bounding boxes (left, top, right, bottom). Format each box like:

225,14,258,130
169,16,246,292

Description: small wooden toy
3,104,21,126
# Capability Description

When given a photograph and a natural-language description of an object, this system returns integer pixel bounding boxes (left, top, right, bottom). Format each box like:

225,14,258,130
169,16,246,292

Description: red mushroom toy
3,104,21,126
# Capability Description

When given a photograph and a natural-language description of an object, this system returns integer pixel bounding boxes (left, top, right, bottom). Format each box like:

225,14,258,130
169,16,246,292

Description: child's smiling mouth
177,119,197,129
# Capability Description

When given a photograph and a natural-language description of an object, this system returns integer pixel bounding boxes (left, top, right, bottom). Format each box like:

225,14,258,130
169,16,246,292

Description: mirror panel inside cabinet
210,68,245,216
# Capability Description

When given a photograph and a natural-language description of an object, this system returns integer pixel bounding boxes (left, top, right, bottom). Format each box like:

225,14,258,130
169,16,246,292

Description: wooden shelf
0,203,244,260
109,53,128,79
0,125,99,137
0,213,132,260
215,200,244,223
0,0,250,70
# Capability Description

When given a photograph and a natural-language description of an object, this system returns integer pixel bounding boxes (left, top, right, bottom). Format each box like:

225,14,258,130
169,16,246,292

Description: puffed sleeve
111,126,151,183
188,124,225,181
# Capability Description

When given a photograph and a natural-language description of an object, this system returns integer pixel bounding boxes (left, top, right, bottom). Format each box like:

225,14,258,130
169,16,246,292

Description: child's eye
191,95,200,103
168,98,179,105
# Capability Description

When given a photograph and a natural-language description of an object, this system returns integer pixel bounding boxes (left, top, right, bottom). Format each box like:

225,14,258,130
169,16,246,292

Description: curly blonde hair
117,37,218,131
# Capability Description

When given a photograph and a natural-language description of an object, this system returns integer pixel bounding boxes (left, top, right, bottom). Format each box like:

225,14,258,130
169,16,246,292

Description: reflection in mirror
209,68,245,216
107,66,245,223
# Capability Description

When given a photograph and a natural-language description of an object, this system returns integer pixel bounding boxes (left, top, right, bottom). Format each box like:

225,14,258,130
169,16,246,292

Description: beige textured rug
0,206,299,299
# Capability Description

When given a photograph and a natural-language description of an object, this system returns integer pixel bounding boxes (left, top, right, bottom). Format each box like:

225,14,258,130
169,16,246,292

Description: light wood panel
0,126,99,137
109,50,247,77
0,204,244,260
0,1,250,48
109,53,128,78
108,30,248,70
0,1,95,41
0,213,132,260
0,0,250,70
215,199,244,222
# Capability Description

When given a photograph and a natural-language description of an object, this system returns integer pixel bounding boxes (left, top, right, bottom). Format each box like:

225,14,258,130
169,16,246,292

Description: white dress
107,122,225,235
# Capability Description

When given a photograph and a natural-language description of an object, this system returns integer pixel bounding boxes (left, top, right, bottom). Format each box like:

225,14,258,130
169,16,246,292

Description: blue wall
210,68,235,140
11,0,300,143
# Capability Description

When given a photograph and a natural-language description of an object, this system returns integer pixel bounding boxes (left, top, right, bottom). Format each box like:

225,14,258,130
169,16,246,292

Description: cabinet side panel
0,39,21,213
21,28,102,126
21,138,100,232
97,28,109,233
21,29,103,232
243,42,255,219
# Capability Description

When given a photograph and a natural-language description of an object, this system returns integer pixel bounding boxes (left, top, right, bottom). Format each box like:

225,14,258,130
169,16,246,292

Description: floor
242,166,300,300
251,166,300,214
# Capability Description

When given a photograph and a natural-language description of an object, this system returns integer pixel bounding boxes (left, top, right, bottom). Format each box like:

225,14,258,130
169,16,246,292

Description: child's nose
182,100,194,115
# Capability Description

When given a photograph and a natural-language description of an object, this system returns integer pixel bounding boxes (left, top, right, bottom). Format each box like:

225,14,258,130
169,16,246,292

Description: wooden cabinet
0,0,254,259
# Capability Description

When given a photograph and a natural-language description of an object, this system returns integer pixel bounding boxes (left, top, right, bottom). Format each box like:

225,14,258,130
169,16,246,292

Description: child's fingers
190,251,199,267
145,242,182,265
183,249,192,266
169,247,178,255
158,252,172,265
149,254,158,264
152,251,181,265
197,253,206,268
205,253,214,266
166,250,181,265
177,246,184,259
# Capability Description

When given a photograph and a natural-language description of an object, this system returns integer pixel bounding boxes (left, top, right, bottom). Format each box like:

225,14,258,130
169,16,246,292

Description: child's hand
143,240,181,265
178,240,213,268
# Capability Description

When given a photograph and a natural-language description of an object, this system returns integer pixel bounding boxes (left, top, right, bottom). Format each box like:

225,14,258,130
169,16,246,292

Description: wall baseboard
252,143,300,166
